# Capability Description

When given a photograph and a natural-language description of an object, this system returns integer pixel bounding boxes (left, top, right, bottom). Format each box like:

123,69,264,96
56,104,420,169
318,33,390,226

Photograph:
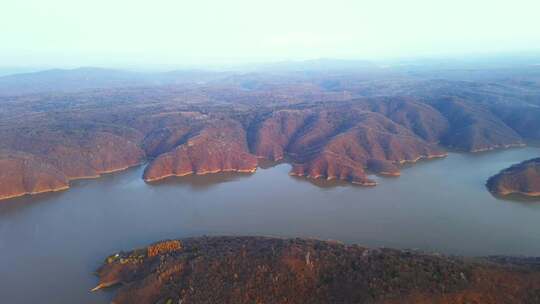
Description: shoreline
0,185,71,201
288,172,378,186
1,144,535,201
144,167,258,183
486,156,540,200
0,162,144,202
491,189,540,198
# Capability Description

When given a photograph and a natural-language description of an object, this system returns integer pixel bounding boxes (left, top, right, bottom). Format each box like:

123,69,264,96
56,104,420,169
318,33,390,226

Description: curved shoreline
0,162,144,202
486,157,540,200
470,143,527,153
288,171,378,186
0,145,532,202
489,189,540,198
143,167,258,183
0,185,71,201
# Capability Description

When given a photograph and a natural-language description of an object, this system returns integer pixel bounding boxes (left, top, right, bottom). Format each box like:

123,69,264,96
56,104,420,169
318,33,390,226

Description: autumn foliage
147,240,182,257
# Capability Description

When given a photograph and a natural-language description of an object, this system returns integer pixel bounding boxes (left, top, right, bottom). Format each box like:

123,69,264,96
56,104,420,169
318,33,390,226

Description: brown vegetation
147,240,183,257
1,68,540,200
94,236,540,304
487,158,540,198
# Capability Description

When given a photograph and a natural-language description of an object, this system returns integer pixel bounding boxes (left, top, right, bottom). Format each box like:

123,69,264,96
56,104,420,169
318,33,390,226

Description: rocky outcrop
487,158,540,198
290,151,377,185
94,236,540,304
143,120,258,182
252,107,446,184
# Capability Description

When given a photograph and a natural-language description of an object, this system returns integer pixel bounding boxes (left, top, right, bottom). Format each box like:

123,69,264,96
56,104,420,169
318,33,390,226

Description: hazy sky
1,0,539,67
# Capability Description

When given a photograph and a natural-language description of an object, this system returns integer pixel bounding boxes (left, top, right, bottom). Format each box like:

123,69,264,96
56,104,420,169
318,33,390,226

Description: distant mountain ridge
0,67,231,96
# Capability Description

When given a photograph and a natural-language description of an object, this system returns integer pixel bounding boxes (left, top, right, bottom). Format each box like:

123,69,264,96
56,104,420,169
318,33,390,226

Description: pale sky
1,0,539,67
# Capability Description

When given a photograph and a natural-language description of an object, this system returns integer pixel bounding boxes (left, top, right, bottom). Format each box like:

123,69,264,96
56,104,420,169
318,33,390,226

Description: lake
1,147,540,303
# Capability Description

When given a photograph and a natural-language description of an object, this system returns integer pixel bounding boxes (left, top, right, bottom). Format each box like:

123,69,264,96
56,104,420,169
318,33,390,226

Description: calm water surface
1,147,540,303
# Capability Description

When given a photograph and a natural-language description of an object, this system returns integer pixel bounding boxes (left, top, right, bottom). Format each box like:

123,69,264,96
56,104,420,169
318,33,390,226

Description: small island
93,236,540,304
487,158,540,199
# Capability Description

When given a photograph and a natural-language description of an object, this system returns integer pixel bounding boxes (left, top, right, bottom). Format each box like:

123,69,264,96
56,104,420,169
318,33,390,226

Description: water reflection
148,171,253,191
492,193,540,203
290,174,365,189
0,189,66,216
0,147,540,304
